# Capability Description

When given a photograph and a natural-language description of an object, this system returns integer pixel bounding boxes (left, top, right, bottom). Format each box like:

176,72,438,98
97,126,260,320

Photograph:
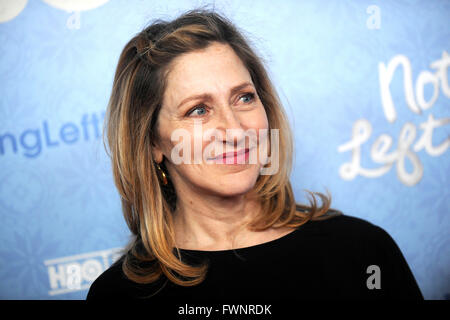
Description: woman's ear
152,144,164,164
151,124,164,163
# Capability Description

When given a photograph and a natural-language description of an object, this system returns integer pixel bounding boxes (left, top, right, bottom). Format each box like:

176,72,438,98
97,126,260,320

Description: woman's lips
211,148,250,164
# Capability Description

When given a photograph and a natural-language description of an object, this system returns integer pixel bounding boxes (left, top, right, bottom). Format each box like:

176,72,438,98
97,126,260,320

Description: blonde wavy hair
104,8,341,288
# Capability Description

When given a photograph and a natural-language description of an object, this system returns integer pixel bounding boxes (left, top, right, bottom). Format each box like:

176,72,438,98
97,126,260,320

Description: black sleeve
371,226,424,300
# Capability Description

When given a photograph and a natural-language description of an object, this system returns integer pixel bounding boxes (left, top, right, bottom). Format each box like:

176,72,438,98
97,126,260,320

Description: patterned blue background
0,0,448,300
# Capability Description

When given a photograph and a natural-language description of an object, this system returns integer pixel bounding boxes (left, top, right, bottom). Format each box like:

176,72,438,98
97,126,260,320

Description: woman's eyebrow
176,81,254,109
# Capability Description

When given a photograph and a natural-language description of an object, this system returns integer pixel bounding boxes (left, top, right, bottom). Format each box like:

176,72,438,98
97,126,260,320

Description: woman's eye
187,105,207,117
186,93,255,117
240,92,255,103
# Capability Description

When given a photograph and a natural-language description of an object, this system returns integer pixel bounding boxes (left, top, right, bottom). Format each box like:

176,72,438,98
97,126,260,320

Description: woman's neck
172,187,263,250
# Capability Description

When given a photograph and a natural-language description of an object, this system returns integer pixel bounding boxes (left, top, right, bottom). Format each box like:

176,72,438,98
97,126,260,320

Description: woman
87,9,423,302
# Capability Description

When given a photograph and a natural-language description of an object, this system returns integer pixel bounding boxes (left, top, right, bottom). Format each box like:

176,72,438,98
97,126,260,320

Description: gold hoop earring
156,163,168,185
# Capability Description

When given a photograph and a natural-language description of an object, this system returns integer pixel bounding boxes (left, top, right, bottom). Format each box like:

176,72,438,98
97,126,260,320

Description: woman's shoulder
304,210,379,230
302,211,394,245
86,256,131,300
298,211,407,271
298,211,424,299
86,255,168,301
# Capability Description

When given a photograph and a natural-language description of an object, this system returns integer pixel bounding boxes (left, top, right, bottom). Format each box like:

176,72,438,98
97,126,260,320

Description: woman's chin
206,174,259,197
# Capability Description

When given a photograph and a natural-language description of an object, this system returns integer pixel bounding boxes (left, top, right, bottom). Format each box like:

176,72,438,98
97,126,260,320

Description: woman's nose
216,106,246,147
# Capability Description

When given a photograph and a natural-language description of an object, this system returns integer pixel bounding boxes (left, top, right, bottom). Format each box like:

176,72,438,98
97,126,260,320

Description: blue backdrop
0,0,448,300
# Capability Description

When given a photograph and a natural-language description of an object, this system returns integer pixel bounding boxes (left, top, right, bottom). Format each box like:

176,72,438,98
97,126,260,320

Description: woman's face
153,42,269,198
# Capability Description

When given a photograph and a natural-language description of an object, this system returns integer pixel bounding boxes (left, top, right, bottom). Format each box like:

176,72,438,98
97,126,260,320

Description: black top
86,214,423,302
